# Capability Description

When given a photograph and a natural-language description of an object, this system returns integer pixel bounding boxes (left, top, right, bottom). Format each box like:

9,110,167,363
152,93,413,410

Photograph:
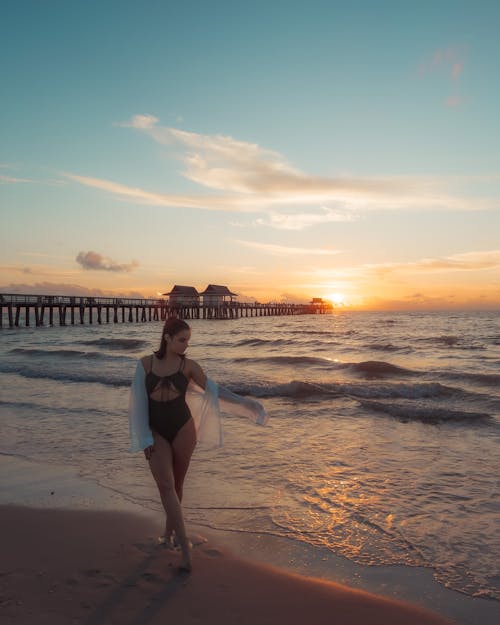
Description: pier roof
200,284,237,296
162,285,199,296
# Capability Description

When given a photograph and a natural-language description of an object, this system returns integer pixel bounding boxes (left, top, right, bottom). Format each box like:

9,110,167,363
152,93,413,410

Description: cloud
0,282,146,298
357,293,499,312
408,250,500,272
64,116,497,226
64,172,248,211
118,113,159,129
69,165,494,216
20,252,73,260
235,239,341,257
421,46,465,80
365,250,500,276
0,163,63,186
451,62,463,79
301,250,500,285
231,266,263,275
445,96,464,108
254,206,355,230
0,263,75,278
76,251,139,272
0,174,35,184
127,119,422,199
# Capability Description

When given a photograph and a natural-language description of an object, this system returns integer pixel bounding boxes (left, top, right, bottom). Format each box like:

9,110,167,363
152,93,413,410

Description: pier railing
0,293,332,328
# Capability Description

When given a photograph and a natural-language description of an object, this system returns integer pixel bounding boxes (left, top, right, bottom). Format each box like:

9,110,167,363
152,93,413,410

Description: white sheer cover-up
128,360,268,452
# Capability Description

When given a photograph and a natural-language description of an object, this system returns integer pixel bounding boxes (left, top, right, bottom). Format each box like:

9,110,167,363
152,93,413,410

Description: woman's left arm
186,358,207,389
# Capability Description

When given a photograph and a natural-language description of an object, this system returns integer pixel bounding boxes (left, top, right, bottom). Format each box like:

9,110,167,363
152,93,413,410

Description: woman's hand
144,445,154,460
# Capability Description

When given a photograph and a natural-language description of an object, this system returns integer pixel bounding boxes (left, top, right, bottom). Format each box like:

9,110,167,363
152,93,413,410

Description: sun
325,292,345,306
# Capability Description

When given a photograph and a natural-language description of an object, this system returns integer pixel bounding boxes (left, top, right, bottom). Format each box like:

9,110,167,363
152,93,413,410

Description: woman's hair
154,317,191,359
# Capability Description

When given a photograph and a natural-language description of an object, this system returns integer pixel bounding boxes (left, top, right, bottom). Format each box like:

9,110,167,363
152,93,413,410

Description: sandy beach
1,502,456,625
2,454,500,625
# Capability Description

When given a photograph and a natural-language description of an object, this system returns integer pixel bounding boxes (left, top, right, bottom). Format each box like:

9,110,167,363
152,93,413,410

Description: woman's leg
163,418,197,545
172,418,197,502
149,431,192,570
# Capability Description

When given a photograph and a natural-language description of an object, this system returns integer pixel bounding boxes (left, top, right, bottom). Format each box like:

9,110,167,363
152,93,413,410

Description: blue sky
2,0,500,309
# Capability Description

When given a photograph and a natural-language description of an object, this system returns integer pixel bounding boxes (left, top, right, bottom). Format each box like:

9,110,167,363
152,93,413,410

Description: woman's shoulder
183,355,196,368
184,354,202,364
139,353,155,370
183,356,203,373
183,357,207,388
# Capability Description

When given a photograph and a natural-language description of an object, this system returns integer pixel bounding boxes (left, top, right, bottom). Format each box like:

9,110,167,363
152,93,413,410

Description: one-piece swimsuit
145,355,192,443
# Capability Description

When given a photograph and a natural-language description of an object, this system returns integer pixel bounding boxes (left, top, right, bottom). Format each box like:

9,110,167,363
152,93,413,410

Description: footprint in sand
133,541,155,554
81,569,117,587
139,572,164,584
190,534,209,547
202,548,222,557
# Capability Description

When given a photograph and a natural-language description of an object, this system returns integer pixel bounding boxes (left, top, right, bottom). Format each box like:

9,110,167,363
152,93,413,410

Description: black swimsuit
145,356,192,444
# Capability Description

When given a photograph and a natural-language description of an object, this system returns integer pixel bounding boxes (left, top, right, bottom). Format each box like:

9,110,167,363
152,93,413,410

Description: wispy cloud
360,250,500,277
404,249,500,273
254,206,355,230
0,263,78,278
76,250,139,273
0,265,34,275
64,115,497,226
0,281,146,298
234,239,342,257
0,174,35,184
451,62,463,79
122,116,438,199
419,46,465,80
64,172,250,211
419,46,467,109
20,252,73,260
445,95,465,108
231,266,263,275
0,163,62,185
301,250,500,284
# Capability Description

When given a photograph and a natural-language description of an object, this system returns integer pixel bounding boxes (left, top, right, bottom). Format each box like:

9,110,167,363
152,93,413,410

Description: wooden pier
0,294,333,328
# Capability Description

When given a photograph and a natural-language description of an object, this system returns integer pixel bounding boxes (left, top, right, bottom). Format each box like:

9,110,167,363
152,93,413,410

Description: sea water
0,311,499,601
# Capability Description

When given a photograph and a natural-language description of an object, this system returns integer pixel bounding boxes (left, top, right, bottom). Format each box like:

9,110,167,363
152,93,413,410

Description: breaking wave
0,363,131,388
10,348,107,359
78,338,148,349
349,360,415,377
359,400,491,424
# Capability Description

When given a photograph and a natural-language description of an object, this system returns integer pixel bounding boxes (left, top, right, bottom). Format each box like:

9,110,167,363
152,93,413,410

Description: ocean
1,310,499,603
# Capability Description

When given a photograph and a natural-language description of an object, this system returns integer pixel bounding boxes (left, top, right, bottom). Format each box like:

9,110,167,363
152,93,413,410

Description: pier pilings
0,294,332,328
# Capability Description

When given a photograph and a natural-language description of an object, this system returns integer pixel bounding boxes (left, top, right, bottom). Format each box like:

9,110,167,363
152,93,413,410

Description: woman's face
167,329,191,355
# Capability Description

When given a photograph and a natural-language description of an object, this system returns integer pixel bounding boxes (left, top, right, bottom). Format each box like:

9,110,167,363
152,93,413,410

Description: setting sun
326,293,346,306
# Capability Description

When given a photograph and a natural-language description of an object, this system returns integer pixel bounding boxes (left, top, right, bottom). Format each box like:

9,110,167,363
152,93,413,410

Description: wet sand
0,504,453,625
3,454,499,625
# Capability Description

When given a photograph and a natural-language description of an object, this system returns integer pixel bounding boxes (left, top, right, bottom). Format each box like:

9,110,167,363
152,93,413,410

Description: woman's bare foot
157,530,175,549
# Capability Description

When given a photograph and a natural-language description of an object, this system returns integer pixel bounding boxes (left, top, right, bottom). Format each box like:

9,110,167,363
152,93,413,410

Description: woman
128,317,267,572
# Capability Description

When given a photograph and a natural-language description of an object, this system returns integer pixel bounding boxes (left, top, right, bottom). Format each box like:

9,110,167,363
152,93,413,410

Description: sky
1,0,500,310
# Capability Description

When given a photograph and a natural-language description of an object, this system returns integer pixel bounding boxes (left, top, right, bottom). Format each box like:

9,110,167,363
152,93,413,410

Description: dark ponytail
155,317,191,359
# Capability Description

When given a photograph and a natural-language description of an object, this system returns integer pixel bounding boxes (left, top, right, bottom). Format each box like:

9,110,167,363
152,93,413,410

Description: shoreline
1,454,498,625
1,503,453,625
